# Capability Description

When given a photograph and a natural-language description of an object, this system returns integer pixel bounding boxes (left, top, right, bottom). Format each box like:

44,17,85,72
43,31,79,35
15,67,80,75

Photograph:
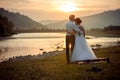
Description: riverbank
86,29,120,37
15,31,120,37
1,29,120,38
0,46,120,80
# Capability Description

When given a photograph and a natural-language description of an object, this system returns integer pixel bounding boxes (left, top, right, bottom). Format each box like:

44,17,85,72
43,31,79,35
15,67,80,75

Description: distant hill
39,20,60,25
46,9,120,29
0,8,46,29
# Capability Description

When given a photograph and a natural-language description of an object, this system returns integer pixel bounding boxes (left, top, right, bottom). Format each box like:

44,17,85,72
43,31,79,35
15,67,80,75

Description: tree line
104,25,120,31
0,15,15,37
16,28,65,33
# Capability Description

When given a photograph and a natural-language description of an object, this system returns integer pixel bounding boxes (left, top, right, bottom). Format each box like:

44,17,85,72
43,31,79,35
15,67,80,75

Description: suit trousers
66,35,75,62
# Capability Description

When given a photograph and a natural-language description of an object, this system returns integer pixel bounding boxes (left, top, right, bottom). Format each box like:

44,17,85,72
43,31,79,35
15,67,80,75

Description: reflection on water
86,37,120,47
0,33,120,61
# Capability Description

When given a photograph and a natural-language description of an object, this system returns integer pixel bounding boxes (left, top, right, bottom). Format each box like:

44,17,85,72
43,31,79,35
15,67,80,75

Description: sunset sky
0,0,120,21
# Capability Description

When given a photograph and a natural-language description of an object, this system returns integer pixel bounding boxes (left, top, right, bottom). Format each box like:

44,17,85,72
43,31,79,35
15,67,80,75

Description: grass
0,46,120,80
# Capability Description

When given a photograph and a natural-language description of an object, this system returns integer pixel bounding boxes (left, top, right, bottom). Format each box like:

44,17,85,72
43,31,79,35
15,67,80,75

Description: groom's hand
67,31,76,35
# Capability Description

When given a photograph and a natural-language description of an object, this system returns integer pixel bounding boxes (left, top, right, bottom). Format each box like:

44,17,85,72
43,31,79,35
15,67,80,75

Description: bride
70,18,97,62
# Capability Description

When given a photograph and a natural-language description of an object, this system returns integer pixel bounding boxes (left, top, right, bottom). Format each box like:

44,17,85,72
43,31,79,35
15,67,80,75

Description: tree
0,15,15,36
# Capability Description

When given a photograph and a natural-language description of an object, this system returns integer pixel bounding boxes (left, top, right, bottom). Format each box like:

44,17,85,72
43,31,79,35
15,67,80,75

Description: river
0,33,120,61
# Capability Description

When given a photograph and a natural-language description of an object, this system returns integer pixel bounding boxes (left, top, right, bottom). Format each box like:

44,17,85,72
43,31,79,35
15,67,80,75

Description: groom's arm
66,30,76,35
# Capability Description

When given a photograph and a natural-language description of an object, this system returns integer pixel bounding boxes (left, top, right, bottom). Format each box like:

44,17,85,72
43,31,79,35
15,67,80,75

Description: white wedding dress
71,28,97,62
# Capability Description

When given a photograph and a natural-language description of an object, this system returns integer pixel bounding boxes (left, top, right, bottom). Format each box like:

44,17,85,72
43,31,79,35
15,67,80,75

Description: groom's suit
66,21,82,63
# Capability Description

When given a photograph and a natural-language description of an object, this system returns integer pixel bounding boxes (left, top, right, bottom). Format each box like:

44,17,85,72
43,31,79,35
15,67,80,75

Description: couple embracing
66,15,97,64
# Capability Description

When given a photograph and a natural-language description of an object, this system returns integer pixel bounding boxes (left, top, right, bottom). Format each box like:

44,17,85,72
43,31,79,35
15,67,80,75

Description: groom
66,15,82,64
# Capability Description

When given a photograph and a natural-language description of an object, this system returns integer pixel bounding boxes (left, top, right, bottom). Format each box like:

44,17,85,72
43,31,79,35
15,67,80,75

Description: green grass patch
0,46,120,80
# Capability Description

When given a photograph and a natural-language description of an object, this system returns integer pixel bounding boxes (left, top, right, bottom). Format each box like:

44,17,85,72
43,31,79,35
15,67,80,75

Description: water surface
0,33,119,61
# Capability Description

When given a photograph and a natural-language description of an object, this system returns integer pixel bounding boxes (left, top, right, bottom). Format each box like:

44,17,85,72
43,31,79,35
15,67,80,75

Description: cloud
0,0,30,9
0,0,29,3
0,0,120,21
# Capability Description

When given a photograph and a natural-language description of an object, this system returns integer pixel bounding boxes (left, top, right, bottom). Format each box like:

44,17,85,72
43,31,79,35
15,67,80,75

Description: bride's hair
75,18,82,24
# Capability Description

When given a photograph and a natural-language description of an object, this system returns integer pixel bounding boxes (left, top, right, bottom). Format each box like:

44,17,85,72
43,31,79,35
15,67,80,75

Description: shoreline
0,45,119,63
0,31,120,38
3,50,64,62
0,34,120,40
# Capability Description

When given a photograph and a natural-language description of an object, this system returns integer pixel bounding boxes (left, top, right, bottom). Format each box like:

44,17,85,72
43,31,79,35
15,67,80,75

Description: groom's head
69,15,75,21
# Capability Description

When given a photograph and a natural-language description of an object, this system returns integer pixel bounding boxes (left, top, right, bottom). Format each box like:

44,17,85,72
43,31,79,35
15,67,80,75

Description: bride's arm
79,26,85,37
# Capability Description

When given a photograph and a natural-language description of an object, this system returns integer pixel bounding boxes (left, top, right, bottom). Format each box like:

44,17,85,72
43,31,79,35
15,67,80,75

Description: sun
59,2,78,12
